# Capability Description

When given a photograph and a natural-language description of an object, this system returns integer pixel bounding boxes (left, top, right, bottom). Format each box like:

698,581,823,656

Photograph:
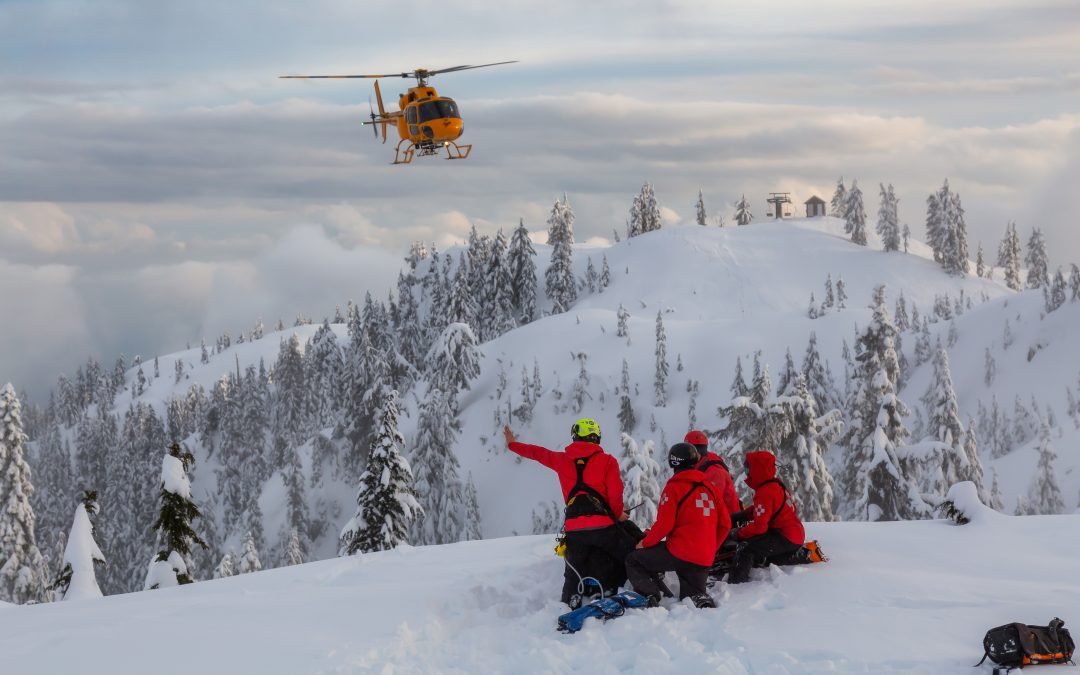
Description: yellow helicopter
280,61,515,165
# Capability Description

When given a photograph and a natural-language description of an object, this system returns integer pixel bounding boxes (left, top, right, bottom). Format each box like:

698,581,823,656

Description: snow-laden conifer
778,374,840,522
426,323,481,411
1046,267,1067,313
876,183,901,252
1025,227,1049,290
508,219,538,324
843,179,867,245
481,228,517,341
620,434,661,528
0,384,48,604
52,491,105,601
839,287,928,521
829,177,846,217
283,528,304,566
410,386,465,546
616,304,630,340
1026,419,1064,515
544,196,577,313
238,532,262,574
695,190,707,226
997,222,1022,291
802,331,842,414
340,392,421,555
463,474,483,541
918,345,986,500
146,443,206,588
213,552,234,579
734,194,753,226
618,359,636,435
654,311,668,407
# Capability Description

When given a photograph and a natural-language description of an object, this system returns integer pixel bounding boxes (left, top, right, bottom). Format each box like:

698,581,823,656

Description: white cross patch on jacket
695,492,715,517
754,504,766,518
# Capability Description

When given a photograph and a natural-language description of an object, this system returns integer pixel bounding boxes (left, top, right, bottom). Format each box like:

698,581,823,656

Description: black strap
565,453,616,518
698,458,730,473
674,481,721,516
973,652,988,668
759,478,791,527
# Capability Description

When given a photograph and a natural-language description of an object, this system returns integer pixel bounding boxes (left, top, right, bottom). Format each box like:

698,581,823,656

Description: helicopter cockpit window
437,100,460,119
418,100,461,122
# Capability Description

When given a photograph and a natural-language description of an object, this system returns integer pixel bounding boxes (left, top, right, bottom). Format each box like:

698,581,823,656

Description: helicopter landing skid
392,139,472,164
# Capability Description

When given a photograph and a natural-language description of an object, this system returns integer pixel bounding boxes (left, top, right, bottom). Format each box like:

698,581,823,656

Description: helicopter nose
432,118,463,142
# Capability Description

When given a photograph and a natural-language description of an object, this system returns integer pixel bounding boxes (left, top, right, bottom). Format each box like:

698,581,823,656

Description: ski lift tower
766,193,792,219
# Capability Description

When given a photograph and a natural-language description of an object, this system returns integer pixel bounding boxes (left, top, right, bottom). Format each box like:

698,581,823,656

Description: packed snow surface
3,514,1078,674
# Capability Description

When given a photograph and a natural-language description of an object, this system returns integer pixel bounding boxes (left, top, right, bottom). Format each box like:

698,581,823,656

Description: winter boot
691,593,717,609
645,594,662,608
803,540,827,563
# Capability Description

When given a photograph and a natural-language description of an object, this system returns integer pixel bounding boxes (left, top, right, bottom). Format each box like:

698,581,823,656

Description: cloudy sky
2,0,1078,397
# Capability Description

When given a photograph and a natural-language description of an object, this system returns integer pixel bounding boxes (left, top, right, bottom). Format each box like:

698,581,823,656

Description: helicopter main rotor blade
427,61,518,75
279,73,412,79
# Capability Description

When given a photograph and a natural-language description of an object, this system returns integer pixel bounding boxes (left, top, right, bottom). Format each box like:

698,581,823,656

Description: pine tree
1026,419,1064,514
52,491,105,601
0,385,48,604
281,443,309,555
840,288,927,521
989,469,1005,512
919,346,985,499
984,348,996,387
544,196,577,313
876,183,901,252
844,179,867,245
627,193,643,238
776,348,799,396
447,254,477,329
1069,264,1080,302
599,255,611,292
829,177,846,217
997,222,1022,291
508,220,538,324
426,323,481,411
654,311,668,407
730,355,749,399
894,293,910,332
1046,267,1067,313
695,190,707,226
734,194,753,226
836,277,847,308
802,331,842,414
340,392,421,555
637,183,662,233
146,443,206,588
409,386,465,546
619,434,662,528
778,374,840,522
823,274,836,312
584,257,598,294
283,528,304,566
306,320,345,430
237,532,262,574
976,244,986,278
1025,227,1050,290
213,552,234,579
273,334,309,445
902,224,911,253
616,304,630,340
926,180,969,275
618,359,636,435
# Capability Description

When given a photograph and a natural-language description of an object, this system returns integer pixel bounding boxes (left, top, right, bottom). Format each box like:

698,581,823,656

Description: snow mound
942,481,1001,526
3,516,1079,674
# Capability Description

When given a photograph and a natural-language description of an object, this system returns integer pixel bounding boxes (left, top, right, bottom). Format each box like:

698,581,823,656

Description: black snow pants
562,525,635,605
625,542,709,600
728,530,801,584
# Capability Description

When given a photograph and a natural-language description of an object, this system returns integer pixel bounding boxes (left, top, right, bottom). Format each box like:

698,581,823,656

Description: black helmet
668,442,700,473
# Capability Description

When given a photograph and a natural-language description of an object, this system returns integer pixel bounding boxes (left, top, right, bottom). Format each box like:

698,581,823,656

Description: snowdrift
3,513,1078,674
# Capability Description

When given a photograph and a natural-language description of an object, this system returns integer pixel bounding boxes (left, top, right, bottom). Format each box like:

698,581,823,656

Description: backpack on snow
975,618,1074,673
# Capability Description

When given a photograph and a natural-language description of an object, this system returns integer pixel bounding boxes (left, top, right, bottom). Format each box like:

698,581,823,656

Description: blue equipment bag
557,591,648,633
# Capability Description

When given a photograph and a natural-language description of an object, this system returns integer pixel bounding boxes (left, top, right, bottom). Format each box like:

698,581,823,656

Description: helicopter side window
406,106,419,135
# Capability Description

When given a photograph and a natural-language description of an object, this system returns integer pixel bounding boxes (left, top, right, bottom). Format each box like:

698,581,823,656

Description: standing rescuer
503,419,633,608
625,443,730,608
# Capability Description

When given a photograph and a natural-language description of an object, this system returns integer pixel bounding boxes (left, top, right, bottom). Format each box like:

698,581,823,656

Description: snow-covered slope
3,513,1078,674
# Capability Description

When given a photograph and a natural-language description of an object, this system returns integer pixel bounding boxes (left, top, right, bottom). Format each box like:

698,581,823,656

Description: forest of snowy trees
2,182,1079,605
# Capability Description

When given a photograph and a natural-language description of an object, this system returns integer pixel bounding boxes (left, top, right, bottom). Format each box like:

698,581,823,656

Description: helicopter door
406,106,420,137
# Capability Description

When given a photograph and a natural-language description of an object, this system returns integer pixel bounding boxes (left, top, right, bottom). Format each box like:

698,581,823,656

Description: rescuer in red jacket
503,419,634,607
685,430,741,515
625,443,731,608
728,450,805,584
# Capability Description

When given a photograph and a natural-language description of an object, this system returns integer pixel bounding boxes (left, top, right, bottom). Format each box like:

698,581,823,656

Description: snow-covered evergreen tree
410,386,465,546
636,183,662,234
876,183,901,252
1026,419,1064,515
146,443,206,588
447,253,477,329
839,287,928,521
1046,267,1067,313
237,532,262,574
52,491,105,601
1025,227,1050,290
463,474,483,541
584,257,598,294
544,196,577,313
926,180,969,275
620,434,662,528
599,256,611,292
426,323,481,411
695,190,707,226
340,392,421,555
976,244,986,278
730,355,749,399
997,221,1023,291
734,194,753,226
829,177,847,217
776,348,799,396
0,384,48,604
306,320,344,430
984,348,996,387
618,359,636,436
213,552,234,579
508,220,537,324
778,374,840,522
802,331,842,414
654,311,668,407
273,334,308,445
283,528,304,566
843,179,867,245
480,228,517,341
616,304,630,341
919,346,986,500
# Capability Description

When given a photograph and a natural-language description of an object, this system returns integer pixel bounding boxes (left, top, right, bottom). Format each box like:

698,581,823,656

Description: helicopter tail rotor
374,79,388,144
367,97,378,139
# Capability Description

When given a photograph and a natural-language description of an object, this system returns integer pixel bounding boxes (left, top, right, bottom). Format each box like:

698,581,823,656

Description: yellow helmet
571,418,601,442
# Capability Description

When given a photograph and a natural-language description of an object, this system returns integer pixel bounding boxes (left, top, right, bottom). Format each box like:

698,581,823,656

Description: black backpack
975,618,1074,673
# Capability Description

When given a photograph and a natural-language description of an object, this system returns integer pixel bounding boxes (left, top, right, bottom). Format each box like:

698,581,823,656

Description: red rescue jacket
695,452,742,514
736,451,805,545
508,440,624,532
640,469,731,566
